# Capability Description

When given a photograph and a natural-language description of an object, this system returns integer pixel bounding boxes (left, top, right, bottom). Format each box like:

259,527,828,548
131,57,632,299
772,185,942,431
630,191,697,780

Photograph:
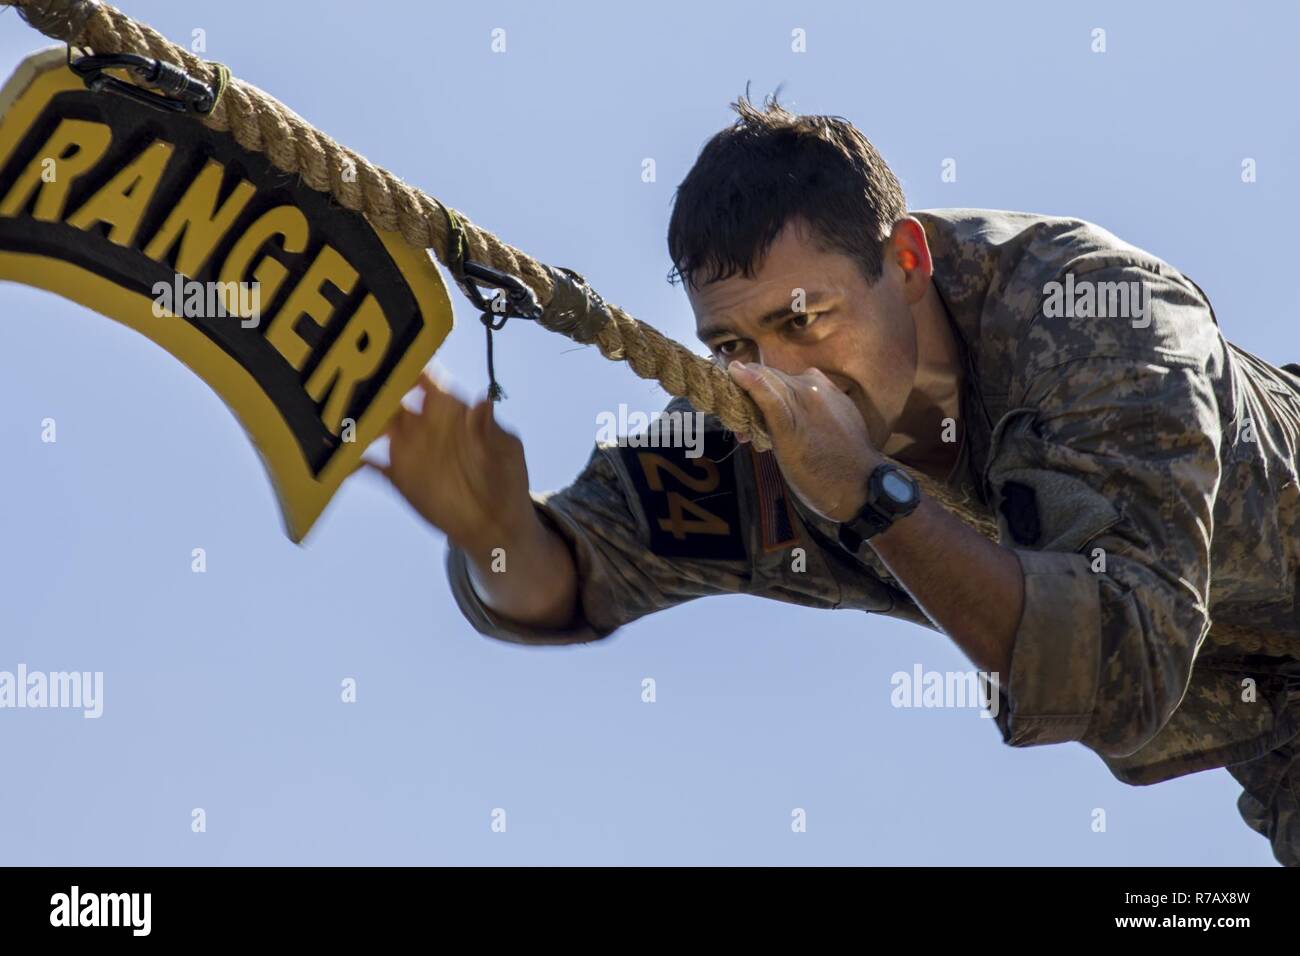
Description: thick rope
2,0,1003,545
12,3,1288,655
5,1,768,440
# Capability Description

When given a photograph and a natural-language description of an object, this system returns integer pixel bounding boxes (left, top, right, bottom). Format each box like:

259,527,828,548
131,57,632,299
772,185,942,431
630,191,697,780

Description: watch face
881,470,917,504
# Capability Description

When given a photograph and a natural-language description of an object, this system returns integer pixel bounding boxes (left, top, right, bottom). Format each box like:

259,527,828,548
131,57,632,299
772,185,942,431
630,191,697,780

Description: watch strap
837,463,920,551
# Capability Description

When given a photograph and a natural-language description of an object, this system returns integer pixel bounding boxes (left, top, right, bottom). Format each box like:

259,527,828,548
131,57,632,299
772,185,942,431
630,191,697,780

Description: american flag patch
750,448,799,552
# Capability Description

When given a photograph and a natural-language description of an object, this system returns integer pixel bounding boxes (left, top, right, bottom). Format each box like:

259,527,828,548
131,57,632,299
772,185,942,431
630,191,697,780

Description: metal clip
68,49,217,114
453,260,543,402
457,260,543,322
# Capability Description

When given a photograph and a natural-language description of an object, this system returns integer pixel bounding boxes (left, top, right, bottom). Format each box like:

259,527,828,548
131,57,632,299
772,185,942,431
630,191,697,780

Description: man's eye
716,340,742,356
789,311,820,330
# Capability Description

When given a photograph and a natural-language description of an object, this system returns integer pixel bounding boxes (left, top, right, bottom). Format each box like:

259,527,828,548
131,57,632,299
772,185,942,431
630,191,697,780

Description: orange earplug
898,250,918,270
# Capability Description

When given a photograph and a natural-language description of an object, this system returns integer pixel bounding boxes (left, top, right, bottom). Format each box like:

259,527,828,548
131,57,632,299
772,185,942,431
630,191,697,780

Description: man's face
688,216,918,449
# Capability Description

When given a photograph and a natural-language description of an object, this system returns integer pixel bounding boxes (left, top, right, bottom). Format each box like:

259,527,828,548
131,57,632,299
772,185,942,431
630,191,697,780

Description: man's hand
727,362,882,522
372,369,535,555
729,361,1023,678
365,370,579,631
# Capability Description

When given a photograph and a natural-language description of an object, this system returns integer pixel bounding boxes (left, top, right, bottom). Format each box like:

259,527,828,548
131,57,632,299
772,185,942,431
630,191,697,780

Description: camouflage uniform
446,208,1300,865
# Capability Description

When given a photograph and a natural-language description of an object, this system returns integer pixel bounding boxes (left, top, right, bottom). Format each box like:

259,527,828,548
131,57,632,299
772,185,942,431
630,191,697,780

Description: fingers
386,406,417,439
465,397,499,472
415,367,451,412
801,366,833,391
728,361,795,433
392,366,524,478
472,397,527,475
466,394,494,442
347,407,412,483
393,368,470,465
415,367,468,436
347,457,393,483
469,394,523,449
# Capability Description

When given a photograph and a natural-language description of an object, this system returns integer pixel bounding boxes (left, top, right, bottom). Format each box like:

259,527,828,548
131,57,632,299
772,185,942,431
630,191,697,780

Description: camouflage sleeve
445,442,753,646
986,266,1222,757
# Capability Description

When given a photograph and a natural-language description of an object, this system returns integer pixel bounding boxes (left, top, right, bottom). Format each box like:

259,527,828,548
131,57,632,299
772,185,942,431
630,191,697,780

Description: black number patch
617,430,746,560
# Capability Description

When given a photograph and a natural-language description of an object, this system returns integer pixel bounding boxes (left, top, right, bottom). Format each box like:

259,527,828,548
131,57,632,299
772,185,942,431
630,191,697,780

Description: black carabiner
437,204,544,401
452,260,543,402
68,49,217,114
458,259,543,322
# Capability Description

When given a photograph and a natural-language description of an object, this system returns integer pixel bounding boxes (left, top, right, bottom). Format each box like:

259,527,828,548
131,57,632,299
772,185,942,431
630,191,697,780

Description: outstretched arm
373,371,579,630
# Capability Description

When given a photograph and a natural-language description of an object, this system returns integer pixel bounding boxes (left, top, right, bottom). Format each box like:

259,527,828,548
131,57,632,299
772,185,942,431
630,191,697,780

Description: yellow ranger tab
0,49,452,541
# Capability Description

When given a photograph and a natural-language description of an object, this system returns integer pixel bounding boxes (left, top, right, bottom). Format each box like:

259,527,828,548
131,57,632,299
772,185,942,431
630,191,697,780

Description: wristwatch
837,462,921,552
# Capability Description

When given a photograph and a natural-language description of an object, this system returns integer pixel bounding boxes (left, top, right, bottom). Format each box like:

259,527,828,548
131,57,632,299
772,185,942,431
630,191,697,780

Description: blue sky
1,0,1295,864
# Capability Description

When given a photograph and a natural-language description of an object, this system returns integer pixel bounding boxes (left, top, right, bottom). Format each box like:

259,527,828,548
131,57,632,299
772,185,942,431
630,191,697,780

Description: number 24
638,453,731,540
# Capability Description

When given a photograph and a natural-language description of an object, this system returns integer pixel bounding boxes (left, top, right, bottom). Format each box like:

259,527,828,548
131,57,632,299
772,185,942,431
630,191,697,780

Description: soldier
372,95,1300,865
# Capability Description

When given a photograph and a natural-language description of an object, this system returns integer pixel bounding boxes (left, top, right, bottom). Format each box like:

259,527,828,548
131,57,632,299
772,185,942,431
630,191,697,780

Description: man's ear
884,218,932,309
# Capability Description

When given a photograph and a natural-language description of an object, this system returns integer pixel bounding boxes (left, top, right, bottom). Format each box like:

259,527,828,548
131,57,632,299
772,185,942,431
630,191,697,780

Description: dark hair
667,88,907,291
